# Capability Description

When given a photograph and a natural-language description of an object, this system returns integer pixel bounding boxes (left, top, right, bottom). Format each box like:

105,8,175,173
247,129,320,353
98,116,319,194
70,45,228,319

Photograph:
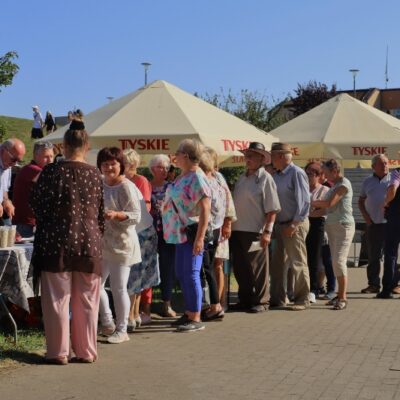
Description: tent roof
45,80,276,156
269,93,400,160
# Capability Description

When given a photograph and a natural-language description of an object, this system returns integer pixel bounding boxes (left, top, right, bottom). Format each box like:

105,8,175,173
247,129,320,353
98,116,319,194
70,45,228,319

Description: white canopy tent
45,80,277,166
269,93,400,167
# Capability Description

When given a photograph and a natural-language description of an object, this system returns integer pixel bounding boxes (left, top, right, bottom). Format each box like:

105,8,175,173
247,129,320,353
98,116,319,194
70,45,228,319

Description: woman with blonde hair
206,147,237,310
312,159,355,310
163,139,211,332
124,149,159,329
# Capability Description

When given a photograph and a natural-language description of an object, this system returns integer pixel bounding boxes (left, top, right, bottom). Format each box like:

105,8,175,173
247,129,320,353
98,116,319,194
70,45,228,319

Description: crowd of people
1,127,398,365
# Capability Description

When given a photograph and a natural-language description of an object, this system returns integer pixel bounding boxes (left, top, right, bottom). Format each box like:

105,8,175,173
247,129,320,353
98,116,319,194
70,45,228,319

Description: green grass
0,328,45,369
0,115,36,163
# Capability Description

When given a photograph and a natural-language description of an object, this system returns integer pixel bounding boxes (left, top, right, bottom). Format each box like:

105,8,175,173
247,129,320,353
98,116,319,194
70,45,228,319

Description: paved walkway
2,268,400,400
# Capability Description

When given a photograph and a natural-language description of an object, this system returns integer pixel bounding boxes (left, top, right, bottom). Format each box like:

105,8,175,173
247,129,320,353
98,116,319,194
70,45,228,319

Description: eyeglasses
5,147,21,164
306,171,317,177
155,165,169,170
175,151,186,157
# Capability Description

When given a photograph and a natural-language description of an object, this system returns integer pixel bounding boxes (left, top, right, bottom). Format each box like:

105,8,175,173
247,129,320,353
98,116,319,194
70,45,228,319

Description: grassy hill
0,115,35,163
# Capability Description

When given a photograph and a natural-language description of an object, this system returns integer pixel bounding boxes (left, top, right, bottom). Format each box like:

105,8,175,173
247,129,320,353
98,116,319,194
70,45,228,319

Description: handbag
186,223,214,244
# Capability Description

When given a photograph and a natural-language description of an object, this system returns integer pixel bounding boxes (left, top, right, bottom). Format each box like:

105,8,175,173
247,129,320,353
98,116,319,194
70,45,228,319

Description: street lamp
349,69,359,98
141,62,151,85
106,96,114,103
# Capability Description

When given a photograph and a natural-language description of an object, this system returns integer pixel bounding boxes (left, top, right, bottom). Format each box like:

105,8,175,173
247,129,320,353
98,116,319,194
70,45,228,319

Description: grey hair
33,141,54,155
2,139,15,149
149,154,170,170
371,154,388,166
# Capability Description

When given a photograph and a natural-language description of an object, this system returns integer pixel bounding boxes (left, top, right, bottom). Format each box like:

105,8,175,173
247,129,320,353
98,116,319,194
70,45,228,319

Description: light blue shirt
360,173,391,224
273,163,310,223
325,177,354,225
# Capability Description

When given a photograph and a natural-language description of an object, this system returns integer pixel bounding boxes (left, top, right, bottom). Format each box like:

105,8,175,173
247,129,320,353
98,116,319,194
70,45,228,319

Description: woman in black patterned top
30,129,104,365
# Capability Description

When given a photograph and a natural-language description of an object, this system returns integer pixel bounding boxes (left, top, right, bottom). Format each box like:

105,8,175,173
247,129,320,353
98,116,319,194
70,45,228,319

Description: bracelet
263,230,272,235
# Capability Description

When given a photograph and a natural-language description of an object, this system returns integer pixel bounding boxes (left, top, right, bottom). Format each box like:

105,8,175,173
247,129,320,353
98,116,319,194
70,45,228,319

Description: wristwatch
263,230,272,235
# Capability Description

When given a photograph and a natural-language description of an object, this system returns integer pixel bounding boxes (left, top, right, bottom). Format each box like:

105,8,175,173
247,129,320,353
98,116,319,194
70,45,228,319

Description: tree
197,89,287,132
0,51,19,92
290,80,337,117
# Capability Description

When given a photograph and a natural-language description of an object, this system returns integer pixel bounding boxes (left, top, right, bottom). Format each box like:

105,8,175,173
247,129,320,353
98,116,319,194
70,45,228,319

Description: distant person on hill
31,106,44,139
44,111,57,134
69,109,85,130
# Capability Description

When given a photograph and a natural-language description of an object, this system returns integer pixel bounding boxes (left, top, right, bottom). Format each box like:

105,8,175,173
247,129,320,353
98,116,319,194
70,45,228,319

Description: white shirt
33,111,43,129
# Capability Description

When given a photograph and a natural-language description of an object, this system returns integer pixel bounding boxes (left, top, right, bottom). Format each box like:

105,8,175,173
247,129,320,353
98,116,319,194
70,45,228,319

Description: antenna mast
385,45,389,89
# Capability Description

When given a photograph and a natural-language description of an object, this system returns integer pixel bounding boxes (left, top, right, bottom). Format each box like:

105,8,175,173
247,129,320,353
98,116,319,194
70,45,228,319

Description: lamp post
141,62,151,85
349,69,359,98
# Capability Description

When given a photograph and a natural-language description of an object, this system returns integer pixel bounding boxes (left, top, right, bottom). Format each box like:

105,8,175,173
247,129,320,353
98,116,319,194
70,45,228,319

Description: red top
132,174,152,211
13,161,42,226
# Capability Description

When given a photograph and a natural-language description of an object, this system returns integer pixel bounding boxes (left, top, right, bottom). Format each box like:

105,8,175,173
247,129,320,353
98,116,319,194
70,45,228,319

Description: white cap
32,105,39,110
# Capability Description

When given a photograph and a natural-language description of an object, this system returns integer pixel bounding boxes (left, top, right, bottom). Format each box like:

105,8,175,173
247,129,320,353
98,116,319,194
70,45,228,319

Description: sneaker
309,292,316,303
176,320,205,332
100,322,116,337
318,287,326,295
171,314,189,326
127,319,136,333
361,285,380,294
140,313,152,325
107,331,130,344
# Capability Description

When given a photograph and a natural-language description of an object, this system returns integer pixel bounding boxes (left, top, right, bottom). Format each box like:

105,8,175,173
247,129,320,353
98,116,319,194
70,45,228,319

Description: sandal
325,296,338,306
203,309,225,321
332,299,347,310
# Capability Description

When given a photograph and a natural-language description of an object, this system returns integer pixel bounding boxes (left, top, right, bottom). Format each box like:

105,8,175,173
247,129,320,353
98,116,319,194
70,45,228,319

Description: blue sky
1,0,398,118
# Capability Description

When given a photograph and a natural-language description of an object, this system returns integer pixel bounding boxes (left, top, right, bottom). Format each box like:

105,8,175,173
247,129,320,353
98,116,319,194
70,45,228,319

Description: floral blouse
30,161,105,276
150,182,170,233
162,169,211,244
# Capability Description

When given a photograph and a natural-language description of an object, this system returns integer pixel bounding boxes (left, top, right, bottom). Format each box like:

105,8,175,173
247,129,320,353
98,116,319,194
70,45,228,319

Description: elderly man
358,154,391,294
270,142,310,311
0,139,26,219
378,165,400,298
13,141,54,237
231,142,281,313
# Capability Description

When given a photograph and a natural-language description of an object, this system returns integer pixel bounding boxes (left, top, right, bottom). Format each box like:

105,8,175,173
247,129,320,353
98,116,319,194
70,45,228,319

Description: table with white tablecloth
0,244,34,313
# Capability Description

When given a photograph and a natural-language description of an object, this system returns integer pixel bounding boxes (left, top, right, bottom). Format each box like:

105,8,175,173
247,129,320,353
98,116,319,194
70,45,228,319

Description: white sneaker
309,292,316,303
100,322,116,336
107,331,130,344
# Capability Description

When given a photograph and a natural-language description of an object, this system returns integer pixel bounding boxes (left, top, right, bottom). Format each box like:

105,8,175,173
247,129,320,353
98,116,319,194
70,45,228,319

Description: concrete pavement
2,268,400,400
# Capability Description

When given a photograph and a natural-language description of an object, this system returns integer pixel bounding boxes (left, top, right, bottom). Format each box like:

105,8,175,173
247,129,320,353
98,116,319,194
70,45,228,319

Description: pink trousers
40,271,101,360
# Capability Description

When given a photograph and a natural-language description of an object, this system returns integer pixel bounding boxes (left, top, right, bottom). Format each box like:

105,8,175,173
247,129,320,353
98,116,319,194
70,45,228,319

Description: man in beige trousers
270,143,310,311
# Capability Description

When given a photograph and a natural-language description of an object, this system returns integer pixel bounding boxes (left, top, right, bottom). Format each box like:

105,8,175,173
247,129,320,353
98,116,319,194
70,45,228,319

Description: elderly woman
30,129,104,364
97,147,141,344
149,154,176,317
305,162,330,303
124,149,160,329
200,148,236,318
163,139,211,332
312,159,355,310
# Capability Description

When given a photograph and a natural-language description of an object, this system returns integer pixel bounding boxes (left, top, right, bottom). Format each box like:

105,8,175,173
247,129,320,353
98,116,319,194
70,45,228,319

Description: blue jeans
175,242,204,312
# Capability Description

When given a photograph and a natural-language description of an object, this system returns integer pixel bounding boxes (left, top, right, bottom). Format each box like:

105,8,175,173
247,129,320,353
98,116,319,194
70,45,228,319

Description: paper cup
0,227,8,248
7,225,16,247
